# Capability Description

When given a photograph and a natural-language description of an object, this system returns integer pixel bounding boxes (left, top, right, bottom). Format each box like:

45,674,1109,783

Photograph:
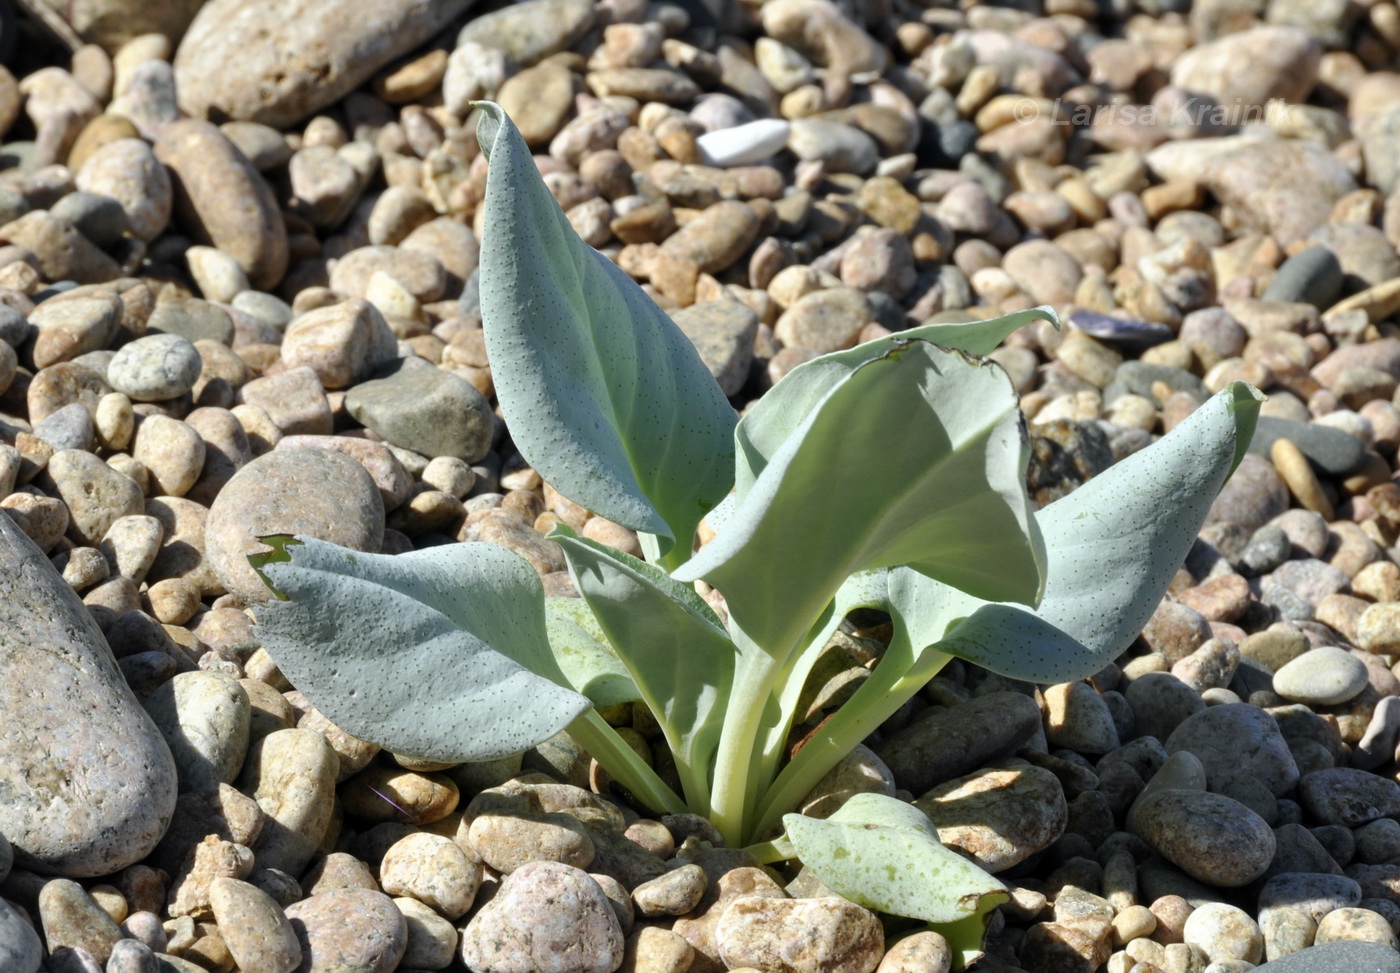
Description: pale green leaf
728,307,1057,500
675,341,1043,653
553,527,735,807
252,537,589,762
784,793,1007,929
544,596,640,709
931,381,1265,682
474,102,736,563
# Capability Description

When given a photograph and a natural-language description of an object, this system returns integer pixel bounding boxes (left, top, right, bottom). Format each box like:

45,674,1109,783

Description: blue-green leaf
474,102,736,564
934,381,1265,682
675,341,1043,654
785,793,1007,961
553,527,734,810
252,537,589,762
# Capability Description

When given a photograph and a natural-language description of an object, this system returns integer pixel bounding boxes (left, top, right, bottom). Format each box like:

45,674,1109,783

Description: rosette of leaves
252,103,1262,965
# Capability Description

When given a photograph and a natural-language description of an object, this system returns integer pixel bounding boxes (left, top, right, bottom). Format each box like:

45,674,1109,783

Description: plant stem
568,709,689,817
748,645,952,841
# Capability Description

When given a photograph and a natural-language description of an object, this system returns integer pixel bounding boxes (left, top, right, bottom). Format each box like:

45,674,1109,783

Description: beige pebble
1270,438,1335,521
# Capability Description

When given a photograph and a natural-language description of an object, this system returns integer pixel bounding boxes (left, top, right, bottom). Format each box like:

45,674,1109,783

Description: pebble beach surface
6,1,1400,972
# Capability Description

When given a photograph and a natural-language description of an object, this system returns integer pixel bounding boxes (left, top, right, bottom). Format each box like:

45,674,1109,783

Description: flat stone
344,360,494,462
0,512,177,876
175,0,473,129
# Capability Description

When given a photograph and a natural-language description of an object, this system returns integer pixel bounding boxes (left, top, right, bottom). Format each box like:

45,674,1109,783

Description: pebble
0,896,42,973
1183,902,1264,964
237,728,339,876
141,670,250,793
914,763,1067,873
1166,703,1300,796
874,691,1042,795
153,120,288,290
461,861,623,973
394,896,459,969
283,887,408,973
1272,646,1370,705
206,877,301,973
378,831,482,920
344,360,494,462
1297,768,1400,826
106,334,202,402
38,878,123,962
715,894,885,973
1133,789,1276,886
205,448,383,603
74,138,171,241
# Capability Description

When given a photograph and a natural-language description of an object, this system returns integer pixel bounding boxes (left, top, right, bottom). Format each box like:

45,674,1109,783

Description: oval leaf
784,793,1007,929
675,341,1043,652
253,536,589,762
475,102,736,561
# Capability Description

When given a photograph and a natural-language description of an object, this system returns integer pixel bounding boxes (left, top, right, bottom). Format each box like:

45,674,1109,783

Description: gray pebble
107,334,202,402
0,512,177,877
0,896,42,973
106,939,159,973
345,360,495,462
874,691,1042,794
1298,768,1400,826
1273,647,1370,706
1166,703,1300,797
1251,940,1400,971
1134,790,1276,887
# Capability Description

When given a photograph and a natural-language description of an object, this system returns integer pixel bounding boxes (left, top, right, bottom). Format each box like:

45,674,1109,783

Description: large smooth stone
205,448,384,604
0,512,177,876
173,0,476,129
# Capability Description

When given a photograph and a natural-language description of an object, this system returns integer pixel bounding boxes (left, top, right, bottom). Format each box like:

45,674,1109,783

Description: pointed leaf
675,341,1043,653
785,793,1007,929
554,527,735,796
475,102,736,560
545,596,641,709
252,536,589,762
927,381,1264,683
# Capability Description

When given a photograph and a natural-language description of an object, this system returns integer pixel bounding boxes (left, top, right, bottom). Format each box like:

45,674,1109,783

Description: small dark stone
1247,416,1366,475
1026,419,1114,505
1260,246,1343,309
